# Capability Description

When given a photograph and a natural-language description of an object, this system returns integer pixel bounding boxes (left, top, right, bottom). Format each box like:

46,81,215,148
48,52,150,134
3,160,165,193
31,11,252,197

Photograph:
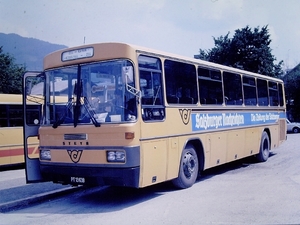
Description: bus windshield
37,59,137,127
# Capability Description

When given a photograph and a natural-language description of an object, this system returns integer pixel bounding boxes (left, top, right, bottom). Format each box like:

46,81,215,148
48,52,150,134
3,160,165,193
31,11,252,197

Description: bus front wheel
257,131,270,162
172,145,199,189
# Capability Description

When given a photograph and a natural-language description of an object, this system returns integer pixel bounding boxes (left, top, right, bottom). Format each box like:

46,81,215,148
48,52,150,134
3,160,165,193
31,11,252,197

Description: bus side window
278,83,284,106
243,76,257,106
0,105,8,127
9,105,23,126
165,60,198,105
223,72,243,105
257,79,269,106
269,81,279,106
0,104,25,127
198,67,223,105
138,55,165,121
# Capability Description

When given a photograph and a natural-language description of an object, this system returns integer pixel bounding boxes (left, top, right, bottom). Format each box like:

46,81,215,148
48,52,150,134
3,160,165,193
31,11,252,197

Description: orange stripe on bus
0,146,37,157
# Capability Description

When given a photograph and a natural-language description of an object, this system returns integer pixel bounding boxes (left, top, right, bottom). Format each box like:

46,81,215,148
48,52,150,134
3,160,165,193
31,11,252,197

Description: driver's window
138,55,165,121
140,70,162,105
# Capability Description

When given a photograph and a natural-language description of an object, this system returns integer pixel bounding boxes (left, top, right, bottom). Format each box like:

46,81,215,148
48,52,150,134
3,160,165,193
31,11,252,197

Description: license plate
70,176,85,184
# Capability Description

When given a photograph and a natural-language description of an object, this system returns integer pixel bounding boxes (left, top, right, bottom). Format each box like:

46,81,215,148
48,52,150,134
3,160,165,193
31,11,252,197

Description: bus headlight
40,149,51,161
107,150,125,163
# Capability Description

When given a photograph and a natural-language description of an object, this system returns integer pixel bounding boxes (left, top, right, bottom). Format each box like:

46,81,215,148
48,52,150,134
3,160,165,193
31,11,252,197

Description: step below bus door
23,71,45,183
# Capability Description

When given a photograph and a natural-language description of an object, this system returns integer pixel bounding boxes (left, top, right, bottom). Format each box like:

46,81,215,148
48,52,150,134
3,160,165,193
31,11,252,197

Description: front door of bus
23,71,44,183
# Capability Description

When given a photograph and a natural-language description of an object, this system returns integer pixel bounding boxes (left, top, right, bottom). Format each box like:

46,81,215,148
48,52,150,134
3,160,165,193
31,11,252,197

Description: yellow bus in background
0,94,39,167
23,43,286,188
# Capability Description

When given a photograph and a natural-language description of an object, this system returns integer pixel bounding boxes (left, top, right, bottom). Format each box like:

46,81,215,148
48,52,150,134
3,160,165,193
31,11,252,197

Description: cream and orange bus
23,43,286,188
0,94,39,167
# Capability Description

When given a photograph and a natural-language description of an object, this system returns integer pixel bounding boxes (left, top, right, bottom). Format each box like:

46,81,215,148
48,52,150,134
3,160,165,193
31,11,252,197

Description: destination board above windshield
61,47,94,61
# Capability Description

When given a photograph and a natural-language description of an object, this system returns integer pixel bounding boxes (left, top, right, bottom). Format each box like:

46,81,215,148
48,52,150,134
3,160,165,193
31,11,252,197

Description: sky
0,0,299,69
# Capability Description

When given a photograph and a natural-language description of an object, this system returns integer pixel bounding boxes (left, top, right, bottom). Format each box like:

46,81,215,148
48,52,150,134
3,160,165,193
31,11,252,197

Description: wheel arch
183,138,205,173
263,128,271,148
257,129,271,162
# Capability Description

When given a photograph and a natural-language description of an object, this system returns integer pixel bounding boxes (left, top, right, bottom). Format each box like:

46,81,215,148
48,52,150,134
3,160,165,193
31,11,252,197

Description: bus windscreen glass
33,60,137,127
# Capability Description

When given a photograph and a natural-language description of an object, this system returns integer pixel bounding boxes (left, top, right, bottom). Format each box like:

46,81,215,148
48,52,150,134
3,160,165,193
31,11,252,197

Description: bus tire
172,145,199,189
257,131,270,162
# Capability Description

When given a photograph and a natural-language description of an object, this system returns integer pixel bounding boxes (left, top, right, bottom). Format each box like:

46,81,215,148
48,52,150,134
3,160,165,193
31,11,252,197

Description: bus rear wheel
257,131,270,162
172,145,199,189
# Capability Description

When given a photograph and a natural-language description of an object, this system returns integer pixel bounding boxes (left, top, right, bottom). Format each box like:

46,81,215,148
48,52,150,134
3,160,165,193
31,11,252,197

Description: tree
195,25,283,77
0,46,26,94
283,64,300,121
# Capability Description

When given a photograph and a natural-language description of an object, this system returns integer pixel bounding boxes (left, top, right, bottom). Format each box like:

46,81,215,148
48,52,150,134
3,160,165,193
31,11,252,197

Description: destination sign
62,47,94,61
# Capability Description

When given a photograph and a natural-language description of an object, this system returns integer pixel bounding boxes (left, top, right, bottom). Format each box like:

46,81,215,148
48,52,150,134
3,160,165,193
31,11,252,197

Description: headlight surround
40,149,51,161
106,150,126,163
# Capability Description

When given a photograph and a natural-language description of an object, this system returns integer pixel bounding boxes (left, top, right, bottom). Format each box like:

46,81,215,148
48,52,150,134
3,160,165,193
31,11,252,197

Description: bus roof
44,42,283,83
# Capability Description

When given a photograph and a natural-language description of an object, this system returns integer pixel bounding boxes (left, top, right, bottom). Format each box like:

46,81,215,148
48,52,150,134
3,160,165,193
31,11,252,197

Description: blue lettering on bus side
191,112,286,131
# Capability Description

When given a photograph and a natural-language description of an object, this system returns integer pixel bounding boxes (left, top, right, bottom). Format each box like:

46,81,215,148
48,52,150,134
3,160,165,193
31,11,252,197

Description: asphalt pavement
0,167,79,212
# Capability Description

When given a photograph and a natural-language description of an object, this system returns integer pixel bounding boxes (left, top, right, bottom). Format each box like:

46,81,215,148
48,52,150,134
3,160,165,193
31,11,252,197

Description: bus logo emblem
67,150,83,163
179,109,191,125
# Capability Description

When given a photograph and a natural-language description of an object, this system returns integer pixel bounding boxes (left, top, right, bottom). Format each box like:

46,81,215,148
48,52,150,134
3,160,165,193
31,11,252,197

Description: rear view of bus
23,44,141,187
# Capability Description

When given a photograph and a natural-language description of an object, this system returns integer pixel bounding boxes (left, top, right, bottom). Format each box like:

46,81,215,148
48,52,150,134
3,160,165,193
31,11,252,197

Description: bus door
23,71,44,183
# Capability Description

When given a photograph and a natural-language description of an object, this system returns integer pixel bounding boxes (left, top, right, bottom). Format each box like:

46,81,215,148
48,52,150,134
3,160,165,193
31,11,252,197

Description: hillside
0,33,68,71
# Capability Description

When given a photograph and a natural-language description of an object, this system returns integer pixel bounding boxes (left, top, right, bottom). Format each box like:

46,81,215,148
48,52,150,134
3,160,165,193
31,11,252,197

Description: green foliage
0,46,26,94
195,25,283,77
283,64,300,121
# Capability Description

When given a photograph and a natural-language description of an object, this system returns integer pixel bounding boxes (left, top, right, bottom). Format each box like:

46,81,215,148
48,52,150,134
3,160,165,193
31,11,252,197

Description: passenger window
164,60,198,104
257,79,269,106
278,83,284,106
223,72,243,105
198,67,223,105
269,81,279,106
138,55,165,121
243,76,257,106
0,104,24,127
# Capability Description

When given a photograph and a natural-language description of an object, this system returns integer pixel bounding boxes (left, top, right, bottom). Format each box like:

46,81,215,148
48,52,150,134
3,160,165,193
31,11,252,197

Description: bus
0,94,39,167
23,43,286,189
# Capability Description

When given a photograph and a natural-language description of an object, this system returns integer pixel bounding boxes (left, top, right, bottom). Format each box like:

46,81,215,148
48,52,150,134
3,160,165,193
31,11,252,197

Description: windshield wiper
81,97,100,127
52,96,101,128
52,98,73,128
74,79,100,127
73,79,82,127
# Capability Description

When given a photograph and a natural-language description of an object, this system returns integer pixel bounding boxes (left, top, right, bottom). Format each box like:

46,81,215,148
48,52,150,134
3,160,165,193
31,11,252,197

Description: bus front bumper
40,165,140,188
